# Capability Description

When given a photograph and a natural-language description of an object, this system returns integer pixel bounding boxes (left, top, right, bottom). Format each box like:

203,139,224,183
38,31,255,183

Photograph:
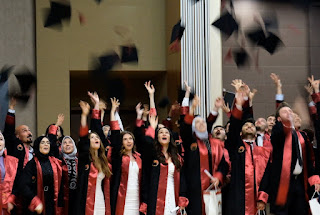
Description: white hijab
61,136,77,160
192,116,208,140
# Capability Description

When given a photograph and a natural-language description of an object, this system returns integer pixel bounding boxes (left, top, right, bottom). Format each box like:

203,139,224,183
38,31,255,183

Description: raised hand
56,114,65,127
190,95,200,115
222,102,231,114
231,79,244,92
249,88,258,101
270,73,281,87
308,75,320,93
214,97,224,111
99,99,107,111
79,100,90,116
110,97,120,113
144,81,155,95
88,92,100,108
304,84,313,95
184,80,191,92
136,103,144,119
149,114,158,130
9,97,17,110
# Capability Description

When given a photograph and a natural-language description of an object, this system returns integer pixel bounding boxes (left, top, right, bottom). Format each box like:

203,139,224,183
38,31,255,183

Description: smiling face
62,137,74,154
157,127,171,146
39,137,50,155
293,113,302,129
255,118,267,132
194,117,207,133
266,115,276,131
89,133,101,150
0,132,5,151
241,122,256,137
122,133,134,152
16,125,33,144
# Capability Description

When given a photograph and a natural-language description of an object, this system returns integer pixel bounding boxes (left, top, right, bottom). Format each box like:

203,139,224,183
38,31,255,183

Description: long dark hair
155,127,181,171
88,132,112,177
120,131,137,156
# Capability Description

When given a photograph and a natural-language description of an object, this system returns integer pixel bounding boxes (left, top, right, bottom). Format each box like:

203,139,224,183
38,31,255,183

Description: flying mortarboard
98,52,120,72
121,46,138,63
233,48,249,68
14,69,36,92
0,65,14,84
158,97,171,108
211,12,239,37
170,20,185,44
223,90,235,109
44,1,71,28
257,32,283,54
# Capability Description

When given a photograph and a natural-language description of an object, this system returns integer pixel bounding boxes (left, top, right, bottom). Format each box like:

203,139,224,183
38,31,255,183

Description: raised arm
88,92,106,144
270,73,284,108
3,98,17,154
110,97,121,159
47,113,64,158
144,81,156,116
78,100,90,163
207,97,224,134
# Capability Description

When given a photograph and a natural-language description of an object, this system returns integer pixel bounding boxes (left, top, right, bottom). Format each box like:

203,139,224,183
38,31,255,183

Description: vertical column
180,0,222,125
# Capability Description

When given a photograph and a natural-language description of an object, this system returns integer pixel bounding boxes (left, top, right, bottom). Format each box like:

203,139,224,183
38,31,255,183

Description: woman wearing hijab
20,136,62,215
179,82,229,215
60,136,77,215
76,92,112,215
0,131,21,214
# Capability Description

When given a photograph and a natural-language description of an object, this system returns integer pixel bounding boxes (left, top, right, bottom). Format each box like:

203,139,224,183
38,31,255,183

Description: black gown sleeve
20,160,37,204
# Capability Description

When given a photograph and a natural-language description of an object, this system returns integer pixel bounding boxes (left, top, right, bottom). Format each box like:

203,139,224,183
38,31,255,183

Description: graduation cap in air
178,89,194,105
169,20,185,53
44,1,71,28
247,29,283,54
0,65,14,84
211,11,239,37
233,48,249,68
12,94,31,105
97,52,120,72
170,20,185,44
158,97,170,108
121,46,138,63
257,32,283,54
14,69,36,92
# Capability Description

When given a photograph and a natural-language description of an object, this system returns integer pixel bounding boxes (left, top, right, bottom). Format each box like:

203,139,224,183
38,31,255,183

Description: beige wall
36,0,166,135
222,1,310,124
0,0,36,134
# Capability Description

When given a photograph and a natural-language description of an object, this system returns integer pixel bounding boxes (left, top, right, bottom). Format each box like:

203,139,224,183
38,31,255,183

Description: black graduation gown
179,111,229,215
75,110,111,215
224,107,270,215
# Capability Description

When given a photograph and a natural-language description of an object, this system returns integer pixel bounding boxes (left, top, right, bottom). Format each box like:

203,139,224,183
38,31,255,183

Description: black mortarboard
247,29,266,44
233,48,249,68
95,0,102,4
178,89,194,105
14,69,36,92
257,32,283,54
13,94,30,105
44,1,71,28
211,12,239,37
170,20,185,43
223,91,235,109
0,65,14,84
98,52,120,72
121,46,138,63
158,97,170,108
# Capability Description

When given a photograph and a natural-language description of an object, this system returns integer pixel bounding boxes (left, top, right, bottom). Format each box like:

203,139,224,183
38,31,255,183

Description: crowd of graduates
0,74,320,215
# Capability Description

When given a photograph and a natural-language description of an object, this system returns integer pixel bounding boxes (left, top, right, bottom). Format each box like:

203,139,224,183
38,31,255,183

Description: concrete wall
222,0,310,123
36,0,166,135
0,0,36,134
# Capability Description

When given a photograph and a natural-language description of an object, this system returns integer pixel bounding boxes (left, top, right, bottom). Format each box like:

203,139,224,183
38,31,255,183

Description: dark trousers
271,174,308,215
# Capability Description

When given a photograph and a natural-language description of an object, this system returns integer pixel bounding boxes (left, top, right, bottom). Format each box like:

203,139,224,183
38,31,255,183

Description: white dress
94,172,106,215
123,160,140,215
164,162,176,215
